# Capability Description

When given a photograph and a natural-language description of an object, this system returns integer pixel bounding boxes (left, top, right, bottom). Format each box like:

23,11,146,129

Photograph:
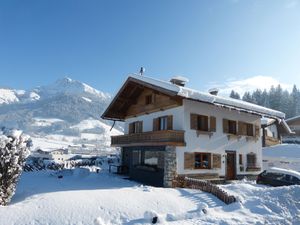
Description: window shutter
223,119,229,133
190,114,198,130
207,153,212,169
167,115,173,130
138,121,143,133
153,118,159,131
238,121,246,135
209,116,216,132
212,154,221,168
184,152,195,170
128,123,134,134
255,125,260,138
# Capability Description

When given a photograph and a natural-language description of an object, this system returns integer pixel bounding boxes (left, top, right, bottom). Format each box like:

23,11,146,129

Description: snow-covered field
1,168,299,225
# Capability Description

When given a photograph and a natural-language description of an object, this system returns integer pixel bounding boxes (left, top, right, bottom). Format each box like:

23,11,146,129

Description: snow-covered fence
173,176,236,205
0,129,31,206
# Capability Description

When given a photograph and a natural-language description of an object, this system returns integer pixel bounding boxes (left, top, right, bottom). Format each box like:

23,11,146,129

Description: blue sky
0,0,300,95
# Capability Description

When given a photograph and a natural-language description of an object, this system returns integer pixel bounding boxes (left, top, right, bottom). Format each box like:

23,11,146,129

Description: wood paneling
184,152,195,170
125,88,182,118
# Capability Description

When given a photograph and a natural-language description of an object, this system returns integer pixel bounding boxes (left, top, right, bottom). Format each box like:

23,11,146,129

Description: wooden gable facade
102,76,183,121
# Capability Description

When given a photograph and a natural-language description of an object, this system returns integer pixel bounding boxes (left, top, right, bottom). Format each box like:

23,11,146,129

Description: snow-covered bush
0,128,31,206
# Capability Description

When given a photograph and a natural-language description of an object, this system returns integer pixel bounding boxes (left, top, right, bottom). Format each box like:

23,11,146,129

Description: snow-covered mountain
0,78,123,152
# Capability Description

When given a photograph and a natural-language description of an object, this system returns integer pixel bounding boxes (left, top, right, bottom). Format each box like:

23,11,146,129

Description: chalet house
261,118,293,147
102,75,287,187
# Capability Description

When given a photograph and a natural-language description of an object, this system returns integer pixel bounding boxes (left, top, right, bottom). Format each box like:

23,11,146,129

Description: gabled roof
102,74,286,121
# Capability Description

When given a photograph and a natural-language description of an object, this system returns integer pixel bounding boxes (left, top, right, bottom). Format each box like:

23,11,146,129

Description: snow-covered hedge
0,128,31,206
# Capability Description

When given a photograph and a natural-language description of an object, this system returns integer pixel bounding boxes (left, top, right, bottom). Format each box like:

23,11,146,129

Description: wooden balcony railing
111,130,185,147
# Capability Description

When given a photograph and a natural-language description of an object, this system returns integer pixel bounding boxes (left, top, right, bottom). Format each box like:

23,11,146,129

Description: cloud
208,75,293,96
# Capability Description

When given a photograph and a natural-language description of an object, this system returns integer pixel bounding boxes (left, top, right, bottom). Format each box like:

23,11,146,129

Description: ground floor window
131,149,165,170
194,153,211,169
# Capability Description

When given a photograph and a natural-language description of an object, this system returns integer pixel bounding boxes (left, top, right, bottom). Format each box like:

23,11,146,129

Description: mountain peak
38,77,111,100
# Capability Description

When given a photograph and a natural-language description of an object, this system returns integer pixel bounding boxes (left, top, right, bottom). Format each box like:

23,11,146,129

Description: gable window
190,114,216,132
153,115,173,131
145,94,154,105
129,121,143,134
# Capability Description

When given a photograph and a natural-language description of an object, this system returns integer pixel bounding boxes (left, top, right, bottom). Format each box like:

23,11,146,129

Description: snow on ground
31,136,72,151
263,144,300,171
1,168,299,225
32,117,64,127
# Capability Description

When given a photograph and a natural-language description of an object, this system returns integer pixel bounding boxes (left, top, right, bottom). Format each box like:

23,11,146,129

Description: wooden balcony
111,130,185,147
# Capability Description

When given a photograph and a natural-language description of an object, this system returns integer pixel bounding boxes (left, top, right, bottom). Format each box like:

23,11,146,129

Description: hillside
0,78,123,152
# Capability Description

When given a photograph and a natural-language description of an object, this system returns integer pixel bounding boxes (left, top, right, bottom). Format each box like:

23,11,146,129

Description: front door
226,152,236,180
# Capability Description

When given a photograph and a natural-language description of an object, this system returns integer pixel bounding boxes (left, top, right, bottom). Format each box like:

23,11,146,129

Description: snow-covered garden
0,165,299,225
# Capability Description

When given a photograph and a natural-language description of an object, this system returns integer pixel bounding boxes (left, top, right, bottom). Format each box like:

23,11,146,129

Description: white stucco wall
176,99,262,176
124,107,184,133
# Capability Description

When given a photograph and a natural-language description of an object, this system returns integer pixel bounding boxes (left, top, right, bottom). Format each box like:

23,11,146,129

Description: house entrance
226,151,236,180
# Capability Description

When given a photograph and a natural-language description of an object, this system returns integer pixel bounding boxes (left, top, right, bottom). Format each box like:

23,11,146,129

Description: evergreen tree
230,90,241,99
242,92,255,103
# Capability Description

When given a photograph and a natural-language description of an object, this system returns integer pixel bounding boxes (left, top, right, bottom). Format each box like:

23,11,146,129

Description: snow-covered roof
267,167,300,179
128,74,285,119
286,115,300,123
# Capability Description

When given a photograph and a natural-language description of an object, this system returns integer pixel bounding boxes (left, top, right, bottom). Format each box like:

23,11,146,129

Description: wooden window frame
194,152,211,169
145,94,154,105
246,123,254,137
239,154,243,165
197,115,209,132
153,115,173,131
227,120,237,135
129,121,143,134
190,114,216,133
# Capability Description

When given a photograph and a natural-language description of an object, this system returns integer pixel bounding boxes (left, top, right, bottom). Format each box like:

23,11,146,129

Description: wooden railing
111,130,185,147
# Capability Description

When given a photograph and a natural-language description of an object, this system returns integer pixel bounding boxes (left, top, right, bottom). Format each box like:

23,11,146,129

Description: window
159,116,168,130
144,151,164,169
246,124,254,136
239,154,243,165
228,120,237,135
194,153,211,169
197,115,209,131
132,150,164,170
145,94,154,105
132,150,141,166
247,153,257,168
190,114,216,132
153,115,173,131
129,121,143,134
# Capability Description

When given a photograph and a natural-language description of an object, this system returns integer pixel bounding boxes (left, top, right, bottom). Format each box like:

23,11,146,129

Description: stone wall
163,146,177,187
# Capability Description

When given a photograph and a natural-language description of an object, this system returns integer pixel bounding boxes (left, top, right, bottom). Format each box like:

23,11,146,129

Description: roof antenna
139,67,145,76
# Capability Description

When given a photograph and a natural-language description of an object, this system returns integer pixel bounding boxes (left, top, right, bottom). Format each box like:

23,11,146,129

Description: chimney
208,88,219,96
170,76,189,87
